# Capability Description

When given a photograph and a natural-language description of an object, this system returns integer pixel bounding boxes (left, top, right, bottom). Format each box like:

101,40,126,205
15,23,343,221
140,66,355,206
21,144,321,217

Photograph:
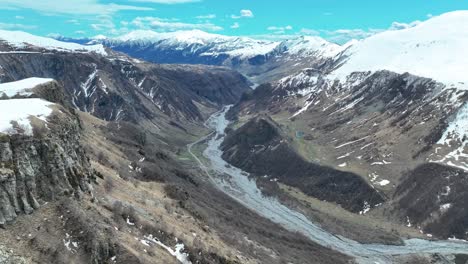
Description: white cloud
0,0,153,15
300,28,319,35
196,14,216,19
130,0,200,3
131,16,223,31
0,22,36,30
322,28,379,43
267,25,293,34
241,9,254,18
15,15,24,19
246,34,301,41
47,33,61,38
90,15,116,32
320,19,421,44
232,9,254,19
75,30,86,34
389,20,421,30
230,22,239,29
66,19,80,25
267,25,293,31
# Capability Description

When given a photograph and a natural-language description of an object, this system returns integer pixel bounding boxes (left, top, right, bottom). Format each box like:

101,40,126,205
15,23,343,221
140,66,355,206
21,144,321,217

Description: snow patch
0,98,54,135
0,77,54,97
377,180,390,186
142,235,191,264
359,201,371,215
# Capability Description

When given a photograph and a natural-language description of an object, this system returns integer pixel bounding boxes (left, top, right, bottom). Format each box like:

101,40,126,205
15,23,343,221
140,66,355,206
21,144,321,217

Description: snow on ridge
113,29,279,59
331,11,468,84
434,102,468,171
112,30,347,60
115,29,234,44
278,36,344,58
0,98,54,135
0,30,107,55
0,77,54,97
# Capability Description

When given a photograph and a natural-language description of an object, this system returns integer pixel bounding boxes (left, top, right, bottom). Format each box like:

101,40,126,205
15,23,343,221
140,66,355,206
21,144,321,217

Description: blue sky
0,0,467,43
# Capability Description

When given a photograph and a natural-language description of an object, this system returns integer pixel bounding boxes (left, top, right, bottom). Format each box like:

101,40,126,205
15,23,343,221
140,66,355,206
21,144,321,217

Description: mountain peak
114,29,228,44
331,11,468,85
0,29,107,55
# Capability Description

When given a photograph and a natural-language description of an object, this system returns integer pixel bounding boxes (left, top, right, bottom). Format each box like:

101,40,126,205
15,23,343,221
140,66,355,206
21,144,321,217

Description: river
188,106,468,264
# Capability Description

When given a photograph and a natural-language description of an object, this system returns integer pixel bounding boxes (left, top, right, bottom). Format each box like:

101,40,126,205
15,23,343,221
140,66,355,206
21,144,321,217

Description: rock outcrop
0,84,94,226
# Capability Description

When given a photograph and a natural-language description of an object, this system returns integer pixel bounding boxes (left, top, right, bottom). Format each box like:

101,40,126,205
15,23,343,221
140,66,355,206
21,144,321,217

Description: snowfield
332,11,468,85
0,98,54,135
0,30,107,55
0,77,54,97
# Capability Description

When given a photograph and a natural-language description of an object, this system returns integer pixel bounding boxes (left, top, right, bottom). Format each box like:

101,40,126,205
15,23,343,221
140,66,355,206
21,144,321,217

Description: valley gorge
0,9,468,264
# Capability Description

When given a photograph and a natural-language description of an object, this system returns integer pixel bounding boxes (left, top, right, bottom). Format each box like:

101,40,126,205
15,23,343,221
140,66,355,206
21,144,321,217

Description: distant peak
0,29,107,56
92,34,107,40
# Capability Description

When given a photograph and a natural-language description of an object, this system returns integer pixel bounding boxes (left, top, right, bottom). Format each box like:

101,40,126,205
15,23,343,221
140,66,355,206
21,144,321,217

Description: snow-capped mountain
332,11,468,85
55,29,344,83
111,29,277,57
98,29,280,64
0,30,107,55
104,29,345,61
229,11,468,241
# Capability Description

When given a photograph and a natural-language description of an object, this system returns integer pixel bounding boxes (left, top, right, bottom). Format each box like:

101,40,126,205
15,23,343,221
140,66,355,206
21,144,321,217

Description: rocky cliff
0,82,94,227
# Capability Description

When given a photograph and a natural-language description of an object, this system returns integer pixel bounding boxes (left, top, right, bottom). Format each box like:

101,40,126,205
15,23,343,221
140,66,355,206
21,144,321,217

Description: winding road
188,106,468,264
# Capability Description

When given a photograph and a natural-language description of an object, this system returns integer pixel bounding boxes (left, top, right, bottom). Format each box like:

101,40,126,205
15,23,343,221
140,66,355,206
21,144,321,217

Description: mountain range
0,10,467,264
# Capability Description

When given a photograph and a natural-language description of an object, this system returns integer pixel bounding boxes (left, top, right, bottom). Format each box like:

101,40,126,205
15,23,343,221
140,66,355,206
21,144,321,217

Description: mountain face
57,30,346,84
221,116,384,213
0,30,353,264
0,36,250,126
2,10,468,264
0,80,95,226
227,11,468,240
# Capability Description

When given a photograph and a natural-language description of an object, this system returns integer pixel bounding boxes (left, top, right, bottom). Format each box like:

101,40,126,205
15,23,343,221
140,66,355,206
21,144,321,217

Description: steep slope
228,11,468,241
221,116,384,213
0,30,354,264
393,163,468,240
0,79,94,227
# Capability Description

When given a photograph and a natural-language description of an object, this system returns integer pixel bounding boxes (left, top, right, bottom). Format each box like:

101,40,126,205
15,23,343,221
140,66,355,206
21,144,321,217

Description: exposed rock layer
0,107,93,226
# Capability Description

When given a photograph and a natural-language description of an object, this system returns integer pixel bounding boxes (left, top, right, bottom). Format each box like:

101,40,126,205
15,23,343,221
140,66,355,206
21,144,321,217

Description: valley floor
188,106,468,264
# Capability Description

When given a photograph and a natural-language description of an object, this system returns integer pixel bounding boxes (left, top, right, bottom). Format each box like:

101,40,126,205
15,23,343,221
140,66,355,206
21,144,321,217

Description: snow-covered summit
111,29,279,59
0,30,107,55
331,11,468,85
109,30,347,60
115,29,230,44
276,36,344,58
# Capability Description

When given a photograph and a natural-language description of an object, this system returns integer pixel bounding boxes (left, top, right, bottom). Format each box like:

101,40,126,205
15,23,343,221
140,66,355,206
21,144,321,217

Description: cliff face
0,86,94,227
0,50,251,123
